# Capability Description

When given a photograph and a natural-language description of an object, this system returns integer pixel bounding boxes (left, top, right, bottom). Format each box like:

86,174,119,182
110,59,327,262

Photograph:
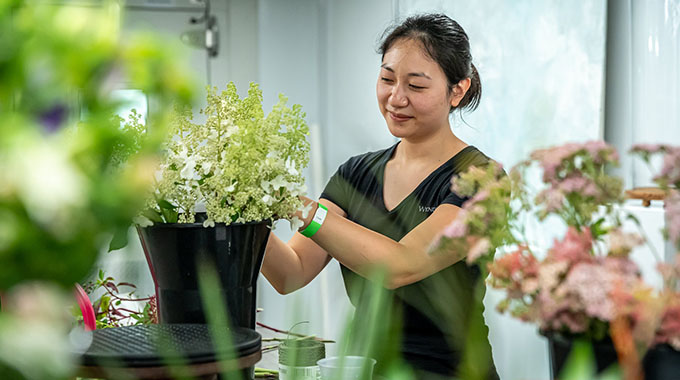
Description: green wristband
300,203,328,238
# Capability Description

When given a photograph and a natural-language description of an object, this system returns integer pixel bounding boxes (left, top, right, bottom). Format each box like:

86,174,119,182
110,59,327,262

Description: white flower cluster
139,82,310,226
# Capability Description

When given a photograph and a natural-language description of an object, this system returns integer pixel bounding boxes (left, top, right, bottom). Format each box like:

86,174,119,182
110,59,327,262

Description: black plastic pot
547,333,680,379
642,343,680,379
137,216,271,329
546,333,618,376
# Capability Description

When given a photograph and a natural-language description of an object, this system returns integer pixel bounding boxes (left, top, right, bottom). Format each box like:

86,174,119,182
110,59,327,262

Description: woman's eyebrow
380,64,431,79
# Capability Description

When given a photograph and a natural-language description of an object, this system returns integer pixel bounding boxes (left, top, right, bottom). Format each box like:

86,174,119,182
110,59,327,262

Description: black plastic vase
547,333,680,379
138,216,271,329
547,333,618,376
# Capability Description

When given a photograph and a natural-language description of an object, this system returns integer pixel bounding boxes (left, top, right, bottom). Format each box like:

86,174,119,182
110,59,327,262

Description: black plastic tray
78,324,261,367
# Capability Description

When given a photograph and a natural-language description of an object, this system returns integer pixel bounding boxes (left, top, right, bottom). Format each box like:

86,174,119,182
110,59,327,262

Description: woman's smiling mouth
388,111,413,122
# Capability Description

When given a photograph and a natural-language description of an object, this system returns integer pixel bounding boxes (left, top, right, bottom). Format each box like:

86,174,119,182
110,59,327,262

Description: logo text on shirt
419,206,437,213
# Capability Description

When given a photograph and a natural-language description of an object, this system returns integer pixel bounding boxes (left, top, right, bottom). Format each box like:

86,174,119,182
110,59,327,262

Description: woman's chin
386,127,408,139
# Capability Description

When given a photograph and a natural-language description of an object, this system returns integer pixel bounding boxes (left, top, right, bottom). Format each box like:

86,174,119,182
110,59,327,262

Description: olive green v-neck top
320,143,497,377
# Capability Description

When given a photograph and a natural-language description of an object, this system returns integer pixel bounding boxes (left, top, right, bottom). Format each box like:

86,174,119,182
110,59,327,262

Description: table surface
255,325,282,371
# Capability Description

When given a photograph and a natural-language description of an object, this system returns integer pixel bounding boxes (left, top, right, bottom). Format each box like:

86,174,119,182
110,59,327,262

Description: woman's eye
381,77,394,83
409,84,426,90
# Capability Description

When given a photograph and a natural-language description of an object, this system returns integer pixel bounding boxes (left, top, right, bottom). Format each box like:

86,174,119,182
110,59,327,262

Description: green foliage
0,0,195,290
82,270,156,329
138,82,310,226
197,261,244,379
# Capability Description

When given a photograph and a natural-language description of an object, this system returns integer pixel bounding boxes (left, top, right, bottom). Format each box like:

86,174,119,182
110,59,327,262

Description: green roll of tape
279,339,326,380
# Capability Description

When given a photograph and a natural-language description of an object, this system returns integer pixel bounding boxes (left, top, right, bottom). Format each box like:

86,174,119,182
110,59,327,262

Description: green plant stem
256,321,335,343
634,221,663,263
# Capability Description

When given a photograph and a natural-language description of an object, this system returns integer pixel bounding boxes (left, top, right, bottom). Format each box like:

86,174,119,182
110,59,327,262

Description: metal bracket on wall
180,0,219,58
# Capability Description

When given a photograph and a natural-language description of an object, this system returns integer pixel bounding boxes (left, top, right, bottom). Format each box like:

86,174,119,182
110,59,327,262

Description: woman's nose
388,85,408,107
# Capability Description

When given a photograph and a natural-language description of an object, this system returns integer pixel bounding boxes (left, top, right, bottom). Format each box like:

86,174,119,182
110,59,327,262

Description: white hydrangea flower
285,158,299,176
290,216,304,232
133,215,154,227
262,194,274,206
180,155,199,180
269,175,287,190
154,168,164,182
225,125,239,138
202,161,213,175
145,82,309,225
300,201,313,219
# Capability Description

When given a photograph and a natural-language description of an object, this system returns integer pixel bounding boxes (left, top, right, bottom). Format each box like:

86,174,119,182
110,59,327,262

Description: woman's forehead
381,39,440,74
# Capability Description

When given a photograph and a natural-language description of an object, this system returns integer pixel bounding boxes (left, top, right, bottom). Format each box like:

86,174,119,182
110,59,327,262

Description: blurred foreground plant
0,0,194,378
0,0,194,289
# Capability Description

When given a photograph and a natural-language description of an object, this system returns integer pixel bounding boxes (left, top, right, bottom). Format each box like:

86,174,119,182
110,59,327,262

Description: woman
262,13,498,379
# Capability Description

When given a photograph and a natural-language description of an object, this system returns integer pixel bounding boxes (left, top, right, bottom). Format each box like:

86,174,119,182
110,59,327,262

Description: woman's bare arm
302,198,465,289
261,199,346,294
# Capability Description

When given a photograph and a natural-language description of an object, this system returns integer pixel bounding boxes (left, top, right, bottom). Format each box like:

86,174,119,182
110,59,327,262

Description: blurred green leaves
0,0,195,289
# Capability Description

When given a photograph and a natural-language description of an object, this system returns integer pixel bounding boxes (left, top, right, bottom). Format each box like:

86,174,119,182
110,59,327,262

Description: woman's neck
395,128,466,164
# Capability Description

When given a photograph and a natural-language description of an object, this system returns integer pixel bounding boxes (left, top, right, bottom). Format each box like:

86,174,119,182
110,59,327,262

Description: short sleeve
320,164,352,214
440,184,468,208
439,148,498,208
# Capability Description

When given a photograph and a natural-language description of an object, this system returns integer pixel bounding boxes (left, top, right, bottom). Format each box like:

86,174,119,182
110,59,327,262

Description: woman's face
376,38,466,141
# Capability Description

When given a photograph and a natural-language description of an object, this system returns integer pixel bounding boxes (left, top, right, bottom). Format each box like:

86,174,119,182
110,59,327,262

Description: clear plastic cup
317,356,377,380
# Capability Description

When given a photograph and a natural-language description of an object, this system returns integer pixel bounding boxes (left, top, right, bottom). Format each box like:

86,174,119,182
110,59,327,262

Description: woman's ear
450,78,471,108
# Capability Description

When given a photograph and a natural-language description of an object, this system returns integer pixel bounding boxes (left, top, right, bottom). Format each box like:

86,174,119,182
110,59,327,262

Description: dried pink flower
665,190,680,249
538,261,569,292
488,246,539,291
655,300,680,350
536,188,565,213
442,218,467,239
531,141,618,183
655,148,680,187
558,176,599,196
564,259,639,322
583,140,619,165
531,143,580,182
607,228,645,256
548,227,593,263
630,143,666,154
467,237,491,264
466,189,490,206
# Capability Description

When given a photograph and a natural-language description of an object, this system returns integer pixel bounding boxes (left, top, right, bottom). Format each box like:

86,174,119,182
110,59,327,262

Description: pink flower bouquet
433,141,680,355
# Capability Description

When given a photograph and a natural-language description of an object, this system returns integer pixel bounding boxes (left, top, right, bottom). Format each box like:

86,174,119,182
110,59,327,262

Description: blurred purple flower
39,104,67,133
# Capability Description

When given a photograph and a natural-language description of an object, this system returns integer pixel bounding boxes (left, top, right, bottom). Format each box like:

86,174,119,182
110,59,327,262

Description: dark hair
378,13,481,113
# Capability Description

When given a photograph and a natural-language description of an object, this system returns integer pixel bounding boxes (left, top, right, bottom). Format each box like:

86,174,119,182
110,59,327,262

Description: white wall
255,0,336,344
322,0,398,176
605,0,680,189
